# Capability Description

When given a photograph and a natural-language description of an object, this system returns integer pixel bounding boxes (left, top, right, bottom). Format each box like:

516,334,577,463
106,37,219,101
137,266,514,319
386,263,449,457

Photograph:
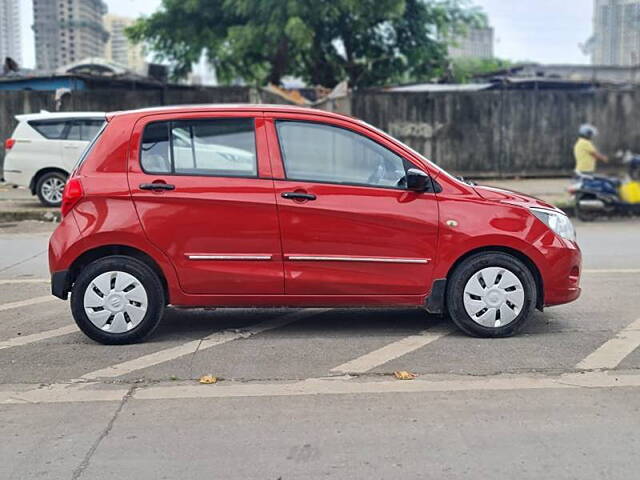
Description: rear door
22,119,65,172
128,112,284,295
267,115,439,296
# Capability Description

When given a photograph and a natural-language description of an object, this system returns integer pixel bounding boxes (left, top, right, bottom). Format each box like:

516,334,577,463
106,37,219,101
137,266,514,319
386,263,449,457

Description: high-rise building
0,0,22,66
449,27,495,60
103,14,146,74
592,0,640,65
33,0,109,71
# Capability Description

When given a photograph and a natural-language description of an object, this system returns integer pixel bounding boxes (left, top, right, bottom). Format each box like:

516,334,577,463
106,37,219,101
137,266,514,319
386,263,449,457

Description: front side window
140,118,257,177
276,121,407,188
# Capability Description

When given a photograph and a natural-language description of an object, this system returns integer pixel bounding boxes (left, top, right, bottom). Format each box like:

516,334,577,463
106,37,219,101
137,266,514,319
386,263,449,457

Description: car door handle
281,192,317,201
139,183,176,191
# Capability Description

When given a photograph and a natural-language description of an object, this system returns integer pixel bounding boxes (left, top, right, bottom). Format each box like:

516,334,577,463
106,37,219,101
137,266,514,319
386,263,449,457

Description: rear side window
72,121,107,171
66,119,106,141
29,120,67,139
28,118,104,141
140,118,257,177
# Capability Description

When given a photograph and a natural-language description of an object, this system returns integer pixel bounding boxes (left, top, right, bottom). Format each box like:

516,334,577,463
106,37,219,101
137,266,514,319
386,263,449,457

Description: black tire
71,255,165,345
446,252,537,338
575,195,598,222
35,171,67,207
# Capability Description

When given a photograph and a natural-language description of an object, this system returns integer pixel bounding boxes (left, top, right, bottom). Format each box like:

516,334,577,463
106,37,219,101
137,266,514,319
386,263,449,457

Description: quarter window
140,118,257,177
29,120,67,139
276,121,407,188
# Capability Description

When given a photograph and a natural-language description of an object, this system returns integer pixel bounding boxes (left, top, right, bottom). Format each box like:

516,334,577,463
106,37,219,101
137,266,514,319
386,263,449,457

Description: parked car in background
49,105,582,345
3,112,105,207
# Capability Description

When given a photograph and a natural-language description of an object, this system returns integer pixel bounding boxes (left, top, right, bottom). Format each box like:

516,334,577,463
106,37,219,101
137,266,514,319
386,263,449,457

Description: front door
269,117,439,296
128,114,283,295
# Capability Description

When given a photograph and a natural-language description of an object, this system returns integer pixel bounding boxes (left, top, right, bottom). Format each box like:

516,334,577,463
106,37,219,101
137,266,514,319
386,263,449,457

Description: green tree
449,57,513,84
127,0,485,88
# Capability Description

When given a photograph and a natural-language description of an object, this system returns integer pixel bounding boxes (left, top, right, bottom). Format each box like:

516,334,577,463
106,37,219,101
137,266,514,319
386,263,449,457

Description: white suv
3,112,105,206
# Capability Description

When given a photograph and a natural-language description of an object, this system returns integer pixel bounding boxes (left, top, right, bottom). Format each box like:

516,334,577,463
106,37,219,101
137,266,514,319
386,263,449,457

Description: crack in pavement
187,338,204,379
70,386,135,480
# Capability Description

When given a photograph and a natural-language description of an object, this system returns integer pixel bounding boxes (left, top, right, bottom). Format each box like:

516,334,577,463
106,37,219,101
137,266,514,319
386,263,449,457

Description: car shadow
150,307,567,343
151,307,441,341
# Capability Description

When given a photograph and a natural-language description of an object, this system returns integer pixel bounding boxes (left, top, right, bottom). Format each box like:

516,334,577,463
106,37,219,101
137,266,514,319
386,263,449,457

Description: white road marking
330,324,454,374
79,309,329,381
576,318,640,370
0,295,57,312
4,370,640,404
0,278,49,285
0,324,78,351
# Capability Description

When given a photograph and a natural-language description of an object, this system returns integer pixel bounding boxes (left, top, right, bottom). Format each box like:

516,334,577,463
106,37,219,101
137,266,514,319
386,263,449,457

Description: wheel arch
30,167,69,194
445,246,544,311
66,245,169,304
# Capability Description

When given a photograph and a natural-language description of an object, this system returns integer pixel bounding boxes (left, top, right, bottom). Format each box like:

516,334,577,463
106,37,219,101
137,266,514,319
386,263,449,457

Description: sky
19,0,594,69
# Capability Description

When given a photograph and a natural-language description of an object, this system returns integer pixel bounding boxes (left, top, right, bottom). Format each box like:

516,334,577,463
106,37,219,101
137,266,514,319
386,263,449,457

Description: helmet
579,124,598,139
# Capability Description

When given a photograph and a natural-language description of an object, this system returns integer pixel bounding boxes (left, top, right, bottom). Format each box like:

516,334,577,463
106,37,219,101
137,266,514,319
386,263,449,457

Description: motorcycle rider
574,124,608,175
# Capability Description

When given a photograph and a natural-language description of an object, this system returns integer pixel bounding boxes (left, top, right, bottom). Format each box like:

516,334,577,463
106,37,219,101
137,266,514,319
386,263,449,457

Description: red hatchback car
49,105,581,344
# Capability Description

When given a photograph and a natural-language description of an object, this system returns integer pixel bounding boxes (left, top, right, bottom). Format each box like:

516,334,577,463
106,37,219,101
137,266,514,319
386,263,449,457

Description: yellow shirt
574,138,597,173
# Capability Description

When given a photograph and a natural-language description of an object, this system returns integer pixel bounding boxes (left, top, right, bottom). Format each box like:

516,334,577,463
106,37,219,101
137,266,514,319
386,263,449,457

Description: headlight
530,207,576,242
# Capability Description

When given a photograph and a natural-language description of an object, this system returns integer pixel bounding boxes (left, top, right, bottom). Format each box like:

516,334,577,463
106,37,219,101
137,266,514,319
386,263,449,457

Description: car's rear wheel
70,256,165,345
446,252,537,338
36,171,67,207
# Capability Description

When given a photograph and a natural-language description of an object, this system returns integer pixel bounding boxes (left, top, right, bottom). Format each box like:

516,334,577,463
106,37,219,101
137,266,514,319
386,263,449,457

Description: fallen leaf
393,371,416,380
199,375,218,384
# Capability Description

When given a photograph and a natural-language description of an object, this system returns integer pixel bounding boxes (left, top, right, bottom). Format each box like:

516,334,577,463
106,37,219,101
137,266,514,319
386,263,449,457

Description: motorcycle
568,150,640,221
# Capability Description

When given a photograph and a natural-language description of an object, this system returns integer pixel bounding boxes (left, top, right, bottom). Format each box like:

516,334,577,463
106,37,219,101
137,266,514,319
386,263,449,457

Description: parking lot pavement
0,219,639,479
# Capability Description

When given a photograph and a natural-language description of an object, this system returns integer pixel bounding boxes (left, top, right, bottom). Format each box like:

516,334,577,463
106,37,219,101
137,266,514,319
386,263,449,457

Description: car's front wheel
35,171,67,207
446,252,537,338
70,256,165,344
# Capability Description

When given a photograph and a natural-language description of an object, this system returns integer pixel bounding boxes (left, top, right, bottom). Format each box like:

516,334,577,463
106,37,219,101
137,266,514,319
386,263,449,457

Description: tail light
61,177,83,217
4,139,15,150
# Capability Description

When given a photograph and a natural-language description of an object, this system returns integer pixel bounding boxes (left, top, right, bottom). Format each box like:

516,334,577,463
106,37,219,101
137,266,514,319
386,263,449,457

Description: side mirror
406,168,430,192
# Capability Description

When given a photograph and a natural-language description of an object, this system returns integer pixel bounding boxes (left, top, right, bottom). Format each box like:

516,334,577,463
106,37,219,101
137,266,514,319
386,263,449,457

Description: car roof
15,111,106,122
107,104,356,123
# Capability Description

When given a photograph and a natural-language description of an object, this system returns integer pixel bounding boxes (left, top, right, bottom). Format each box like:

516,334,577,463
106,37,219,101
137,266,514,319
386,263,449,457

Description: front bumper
542,240,582,307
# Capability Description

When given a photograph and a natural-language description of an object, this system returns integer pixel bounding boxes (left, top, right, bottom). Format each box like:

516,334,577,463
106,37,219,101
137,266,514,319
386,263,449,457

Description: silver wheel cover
41,176,65,203
83,271,149,334
463,267,525,328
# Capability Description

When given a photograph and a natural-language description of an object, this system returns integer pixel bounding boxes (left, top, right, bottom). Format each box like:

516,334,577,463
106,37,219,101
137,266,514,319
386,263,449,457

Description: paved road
1,219,639,479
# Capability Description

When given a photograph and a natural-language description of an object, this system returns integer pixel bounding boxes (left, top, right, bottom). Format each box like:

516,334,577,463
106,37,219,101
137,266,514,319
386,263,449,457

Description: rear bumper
51,270,70,300
3,170,31,189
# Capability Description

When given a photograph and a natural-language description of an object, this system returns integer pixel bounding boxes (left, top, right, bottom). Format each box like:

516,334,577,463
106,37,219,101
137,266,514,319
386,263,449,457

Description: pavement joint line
77,308,331,381
576,318,640,371
0,295,58,313
4,370,640,404
0,324,78,351
329,323,455,374
0,249,47,274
